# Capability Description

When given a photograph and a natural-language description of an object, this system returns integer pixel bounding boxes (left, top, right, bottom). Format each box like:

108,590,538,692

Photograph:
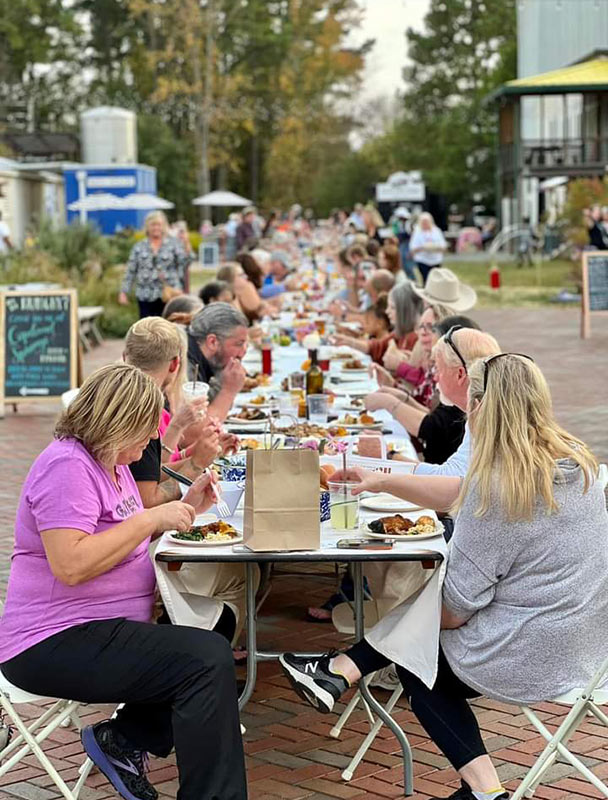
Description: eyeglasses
443,325,467,371
482,353,535,393
417,322,434,333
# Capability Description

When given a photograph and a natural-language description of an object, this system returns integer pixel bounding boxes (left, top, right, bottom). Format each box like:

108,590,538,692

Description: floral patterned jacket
121,236,190,301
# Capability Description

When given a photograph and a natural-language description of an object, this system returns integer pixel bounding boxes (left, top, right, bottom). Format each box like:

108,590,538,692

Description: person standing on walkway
409,212,447,285
119,211,190,318
0,363,247,800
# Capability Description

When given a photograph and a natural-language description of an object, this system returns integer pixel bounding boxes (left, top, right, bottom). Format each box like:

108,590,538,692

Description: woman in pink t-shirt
0,364,247,800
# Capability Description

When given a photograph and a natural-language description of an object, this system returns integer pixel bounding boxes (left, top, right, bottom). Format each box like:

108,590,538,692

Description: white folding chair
512,654,608,799
0,669,95,800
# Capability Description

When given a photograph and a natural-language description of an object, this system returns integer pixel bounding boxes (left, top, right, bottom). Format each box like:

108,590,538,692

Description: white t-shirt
409,226,446,266
0,220,10,254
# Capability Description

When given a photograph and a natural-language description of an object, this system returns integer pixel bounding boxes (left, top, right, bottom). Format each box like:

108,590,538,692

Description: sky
356,0,430,102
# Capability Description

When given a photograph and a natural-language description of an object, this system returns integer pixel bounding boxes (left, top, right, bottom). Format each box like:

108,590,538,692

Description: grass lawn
189,258,581,309
444,257,579,308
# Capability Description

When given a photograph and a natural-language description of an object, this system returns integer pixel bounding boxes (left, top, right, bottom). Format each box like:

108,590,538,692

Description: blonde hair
433,328,500,369
144,211,169,237
164,324,188,413
125,317,183,372
455,355,598,522
55,364,162,468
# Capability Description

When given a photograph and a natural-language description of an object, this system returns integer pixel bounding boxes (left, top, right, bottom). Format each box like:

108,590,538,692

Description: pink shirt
0,439,156,662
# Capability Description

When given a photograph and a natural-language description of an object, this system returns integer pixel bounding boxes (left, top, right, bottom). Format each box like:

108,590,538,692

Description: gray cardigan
442,459,608,704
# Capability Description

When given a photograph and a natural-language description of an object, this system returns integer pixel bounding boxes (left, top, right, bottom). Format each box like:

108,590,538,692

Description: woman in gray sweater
280,353,607,800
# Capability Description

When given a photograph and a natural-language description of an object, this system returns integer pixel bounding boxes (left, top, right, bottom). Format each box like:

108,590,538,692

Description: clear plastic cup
307,394,328,424
288,372,305,391
327,481,359,530
183,381,209,400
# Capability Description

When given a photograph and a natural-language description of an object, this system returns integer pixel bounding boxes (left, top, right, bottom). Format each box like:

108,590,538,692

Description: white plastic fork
205,468,231,518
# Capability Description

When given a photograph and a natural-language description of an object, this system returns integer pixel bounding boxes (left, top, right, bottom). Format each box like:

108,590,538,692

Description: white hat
412,268,477,312
395,207,410,219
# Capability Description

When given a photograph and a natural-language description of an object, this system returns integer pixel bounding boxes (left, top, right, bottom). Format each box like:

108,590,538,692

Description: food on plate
239,439,260,450
278,422,348,439
234,408,267,421
320,464,337,489
343,358,365,370
349,397,364,408
173,520,239,542
250,395,266,405
368,514,437,536
339,412,378,426
243,372,271,391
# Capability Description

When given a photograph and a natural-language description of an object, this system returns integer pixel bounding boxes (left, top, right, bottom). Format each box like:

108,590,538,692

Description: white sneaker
369,664,400,691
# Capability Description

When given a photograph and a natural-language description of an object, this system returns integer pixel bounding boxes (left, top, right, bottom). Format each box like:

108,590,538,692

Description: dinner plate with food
166,517,243,547
243,394,278,411
226,408,269,426
360,493,424,513
341,358,368,374
364,512,443,541
337,412,383,430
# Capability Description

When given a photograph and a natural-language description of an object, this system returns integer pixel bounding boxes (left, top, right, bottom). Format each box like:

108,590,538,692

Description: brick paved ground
0,308,606,799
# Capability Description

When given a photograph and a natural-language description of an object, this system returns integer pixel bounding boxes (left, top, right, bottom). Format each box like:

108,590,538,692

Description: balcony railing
499,138,608,174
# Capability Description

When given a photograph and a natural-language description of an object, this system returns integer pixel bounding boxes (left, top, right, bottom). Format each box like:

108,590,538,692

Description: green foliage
35,220,119,277
137,114,198,224
78,266,137,337
1,224,137,338
561,177,608,247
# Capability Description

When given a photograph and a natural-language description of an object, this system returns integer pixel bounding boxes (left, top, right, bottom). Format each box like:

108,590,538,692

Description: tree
398,0,517,210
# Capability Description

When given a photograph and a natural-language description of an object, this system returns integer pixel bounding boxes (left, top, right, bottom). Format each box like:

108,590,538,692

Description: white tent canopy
192,190,252,207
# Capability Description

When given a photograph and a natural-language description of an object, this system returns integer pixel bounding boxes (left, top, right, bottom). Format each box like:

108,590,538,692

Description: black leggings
2,618,247,799
138,298,166,318
345,638,486,771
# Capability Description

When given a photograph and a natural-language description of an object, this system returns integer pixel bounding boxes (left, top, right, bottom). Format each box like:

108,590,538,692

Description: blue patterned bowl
320,490,330,522
220,454,247,482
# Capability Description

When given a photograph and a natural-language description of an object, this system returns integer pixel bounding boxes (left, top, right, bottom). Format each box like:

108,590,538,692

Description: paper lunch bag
244,448,320,551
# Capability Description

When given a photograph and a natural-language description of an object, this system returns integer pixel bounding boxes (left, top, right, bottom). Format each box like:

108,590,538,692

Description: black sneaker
279,651,349,713
434,781,509,800
81,721,158,800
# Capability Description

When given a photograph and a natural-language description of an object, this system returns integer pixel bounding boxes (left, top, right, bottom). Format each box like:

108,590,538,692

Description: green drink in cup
327,480,359,530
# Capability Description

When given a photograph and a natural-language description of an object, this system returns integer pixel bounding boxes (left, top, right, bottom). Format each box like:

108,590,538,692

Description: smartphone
337,537,394,550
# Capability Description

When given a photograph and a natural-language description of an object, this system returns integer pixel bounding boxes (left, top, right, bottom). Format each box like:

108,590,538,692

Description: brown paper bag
243,448,320,552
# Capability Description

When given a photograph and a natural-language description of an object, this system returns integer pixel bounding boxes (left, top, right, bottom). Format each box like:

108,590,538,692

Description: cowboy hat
412,267,477,312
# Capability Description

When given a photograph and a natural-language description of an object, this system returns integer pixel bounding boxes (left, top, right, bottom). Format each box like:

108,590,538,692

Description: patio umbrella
192,190,252,207
117,193,175,210
67,193,125,212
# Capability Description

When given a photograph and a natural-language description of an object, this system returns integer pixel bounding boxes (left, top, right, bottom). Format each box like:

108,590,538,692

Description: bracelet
161,443,173,456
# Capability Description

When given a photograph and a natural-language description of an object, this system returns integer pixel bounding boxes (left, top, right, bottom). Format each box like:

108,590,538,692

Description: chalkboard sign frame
198,242,219,269
0,288,78,413
581,252,608,339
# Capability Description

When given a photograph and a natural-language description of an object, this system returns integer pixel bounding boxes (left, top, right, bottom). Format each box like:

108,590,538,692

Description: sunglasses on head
443,325,467,371
482,353,535,393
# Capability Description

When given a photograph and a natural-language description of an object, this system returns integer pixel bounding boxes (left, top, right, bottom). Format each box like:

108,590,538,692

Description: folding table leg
351,561,413,796
238,561,259,712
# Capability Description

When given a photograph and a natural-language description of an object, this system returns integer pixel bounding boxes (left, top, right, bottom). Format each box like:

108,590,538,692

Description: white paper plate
364,527,442,542
360,493,424,513
341,367,368,375
226,416,269,427
167,531,243,547
338,421,383,431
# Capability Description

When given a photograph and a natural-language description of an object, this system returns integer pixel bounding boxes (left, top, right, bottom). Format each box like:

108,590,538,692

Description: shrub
35,220,119,278
78,266,137,338
561,177,608,248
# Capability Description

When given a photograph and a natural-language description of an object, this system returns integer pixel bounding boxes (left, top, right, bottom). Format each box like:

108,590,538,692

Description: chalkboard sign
199,242,219,268
581,252,608,338
0,289,78,409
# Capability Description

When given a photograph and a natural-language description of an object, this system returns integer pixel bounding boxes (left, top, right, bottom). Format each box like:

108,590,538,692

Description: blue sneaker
81,721,157,800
